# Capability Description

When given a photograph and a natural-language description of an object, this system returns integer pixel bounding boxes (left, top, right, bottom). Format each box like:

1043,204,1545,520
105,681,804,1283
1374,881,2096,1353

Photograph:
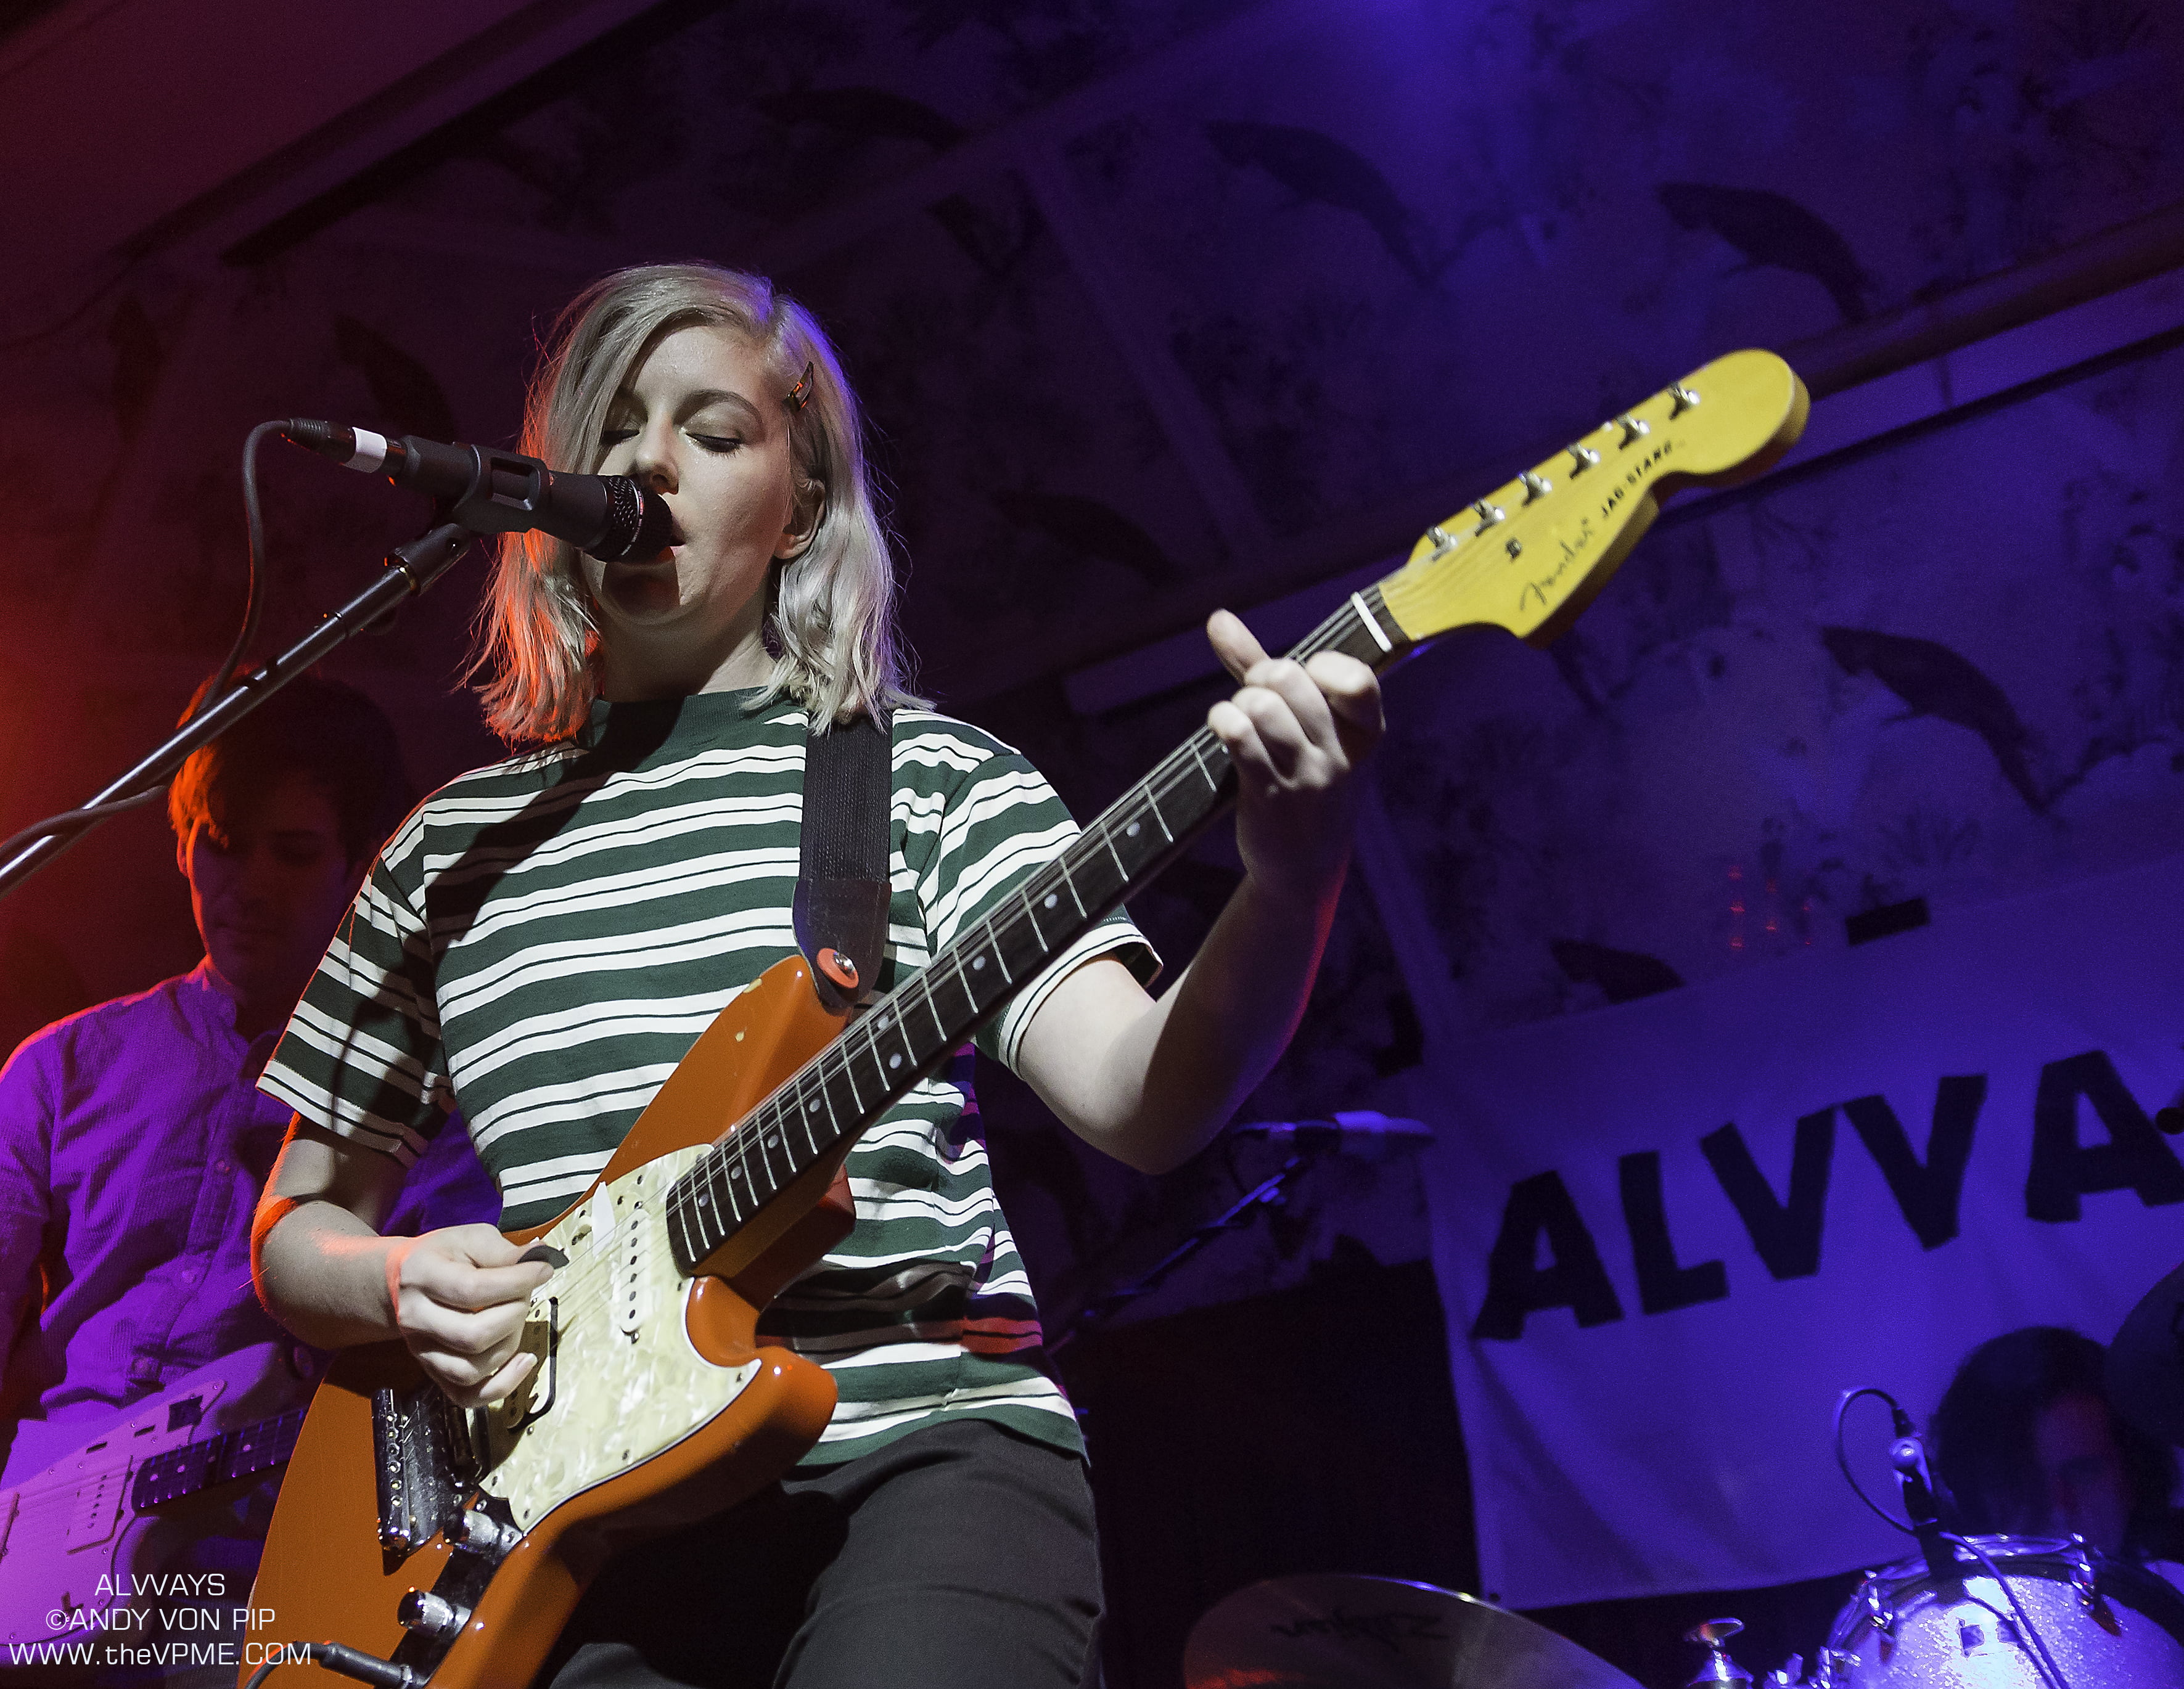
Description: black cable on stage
187,419,280,722
1832,1385,1916,1535
0,787,168,861
242,1640,417,1688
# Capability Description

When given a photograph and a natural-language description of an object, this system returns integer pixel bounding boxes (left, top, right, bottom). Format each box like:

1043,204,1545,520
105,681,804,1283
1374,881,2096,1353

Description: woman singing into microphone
251,261,1381,1688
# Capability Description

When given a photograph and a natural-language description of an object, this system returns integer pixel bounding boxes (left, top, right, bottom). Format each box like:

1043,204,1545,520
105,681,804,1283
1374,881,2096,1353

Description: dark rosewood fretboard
129,1408,308,1511
663,585,1410,1275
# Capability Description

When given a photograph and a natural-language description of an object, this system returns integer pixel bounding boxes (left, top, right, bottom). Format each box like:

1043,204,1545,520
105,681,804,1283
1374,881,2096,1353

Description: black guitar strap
794,711,893,1015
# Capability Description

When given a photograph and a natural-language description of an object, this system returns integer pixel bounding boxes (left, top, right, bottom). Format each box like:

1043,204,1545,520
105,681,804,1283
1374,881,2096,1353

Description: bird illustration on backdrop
1657,182,1871,325
333,315,458,444
1821,626,2046,812
1551,939,1685,1004
991,490,1181,592
1205,118,1445,285
756,87,1030,272
756,86,967,152
108,295,163,440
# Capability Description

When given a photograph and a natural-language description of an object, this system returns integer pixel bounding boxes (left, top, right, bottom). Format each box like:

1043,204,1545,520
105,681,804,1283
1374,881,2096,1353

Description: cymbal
1183,1574,1644,1689
2109,1258,2184,1446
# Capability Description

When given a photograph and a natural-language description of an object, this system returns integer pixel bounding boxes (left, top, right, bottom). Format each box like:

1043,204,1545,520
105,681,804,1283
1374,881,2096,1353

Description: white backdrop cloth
1421,853,2184,1608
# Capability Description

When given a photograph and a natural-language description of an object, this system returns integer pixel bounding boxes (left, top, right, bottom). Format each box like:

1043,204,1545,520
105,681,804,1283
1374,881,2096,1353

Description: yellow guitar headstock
1377,350,1809,648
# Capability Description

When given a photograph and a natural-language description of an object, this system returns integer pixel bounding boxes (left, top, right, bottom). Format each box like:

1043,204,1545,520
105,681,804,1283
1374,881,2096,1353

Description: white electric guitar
0,1348,306,1650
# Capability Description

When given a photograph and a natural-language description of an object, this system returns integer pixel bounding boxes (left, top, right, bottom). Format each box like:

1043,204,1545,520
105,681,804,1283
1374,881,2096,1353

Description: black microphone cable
1831,1385,2072,1689
0,420,282,862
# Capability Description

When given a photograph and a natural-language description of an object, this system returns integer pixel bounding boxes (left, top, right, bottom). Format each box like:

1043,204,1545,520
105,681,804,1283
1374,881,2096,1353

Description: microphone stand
1048,1149,1323,1356
0,520,474,904
1886,1410,1960,1582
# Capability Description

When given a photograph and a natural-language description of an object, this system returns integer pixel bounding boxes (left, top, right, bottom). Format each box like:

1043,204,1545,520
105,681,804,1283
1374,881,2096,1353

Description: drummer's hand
385,1225,554,1409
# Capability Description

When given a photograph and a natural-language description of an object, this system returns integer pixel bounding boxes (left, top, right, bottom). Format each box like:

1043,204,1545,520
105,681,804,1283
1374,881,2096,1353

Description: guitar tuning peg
1668,383,1701,417
1427,525,1454,552
1472,500,1505,527
1614,413,1651,448
1568,444,1600,475
1518,472,1551,502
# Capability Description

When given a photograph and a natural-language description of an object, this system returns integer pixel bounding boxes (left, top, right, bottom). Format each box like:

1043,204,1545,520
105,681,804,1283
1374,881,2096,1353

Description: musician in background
0,674,493,1682
1931,1325,2182,1563
251,262,1381,1689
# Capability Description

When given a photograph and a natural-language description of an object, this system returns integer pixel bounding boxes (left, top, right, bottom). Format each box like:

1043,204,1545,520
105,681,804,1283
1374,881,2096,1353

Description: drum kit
1181,1263,2184,1688
1183,1558,2184,1689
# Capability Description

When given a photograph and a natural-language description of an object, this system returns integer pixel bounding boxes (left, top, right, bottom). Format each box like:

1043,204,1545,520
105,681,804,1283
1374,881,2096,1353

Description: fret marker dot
1043,893,1057,909
1126,822,1140,837
972,957,985,970
889,1053,901,1069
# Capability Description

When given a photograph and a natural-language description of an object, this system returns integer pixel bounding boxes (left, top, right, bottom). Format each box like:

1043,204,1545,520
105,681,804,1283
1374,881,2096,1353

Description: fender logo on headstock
1381,351,1807,651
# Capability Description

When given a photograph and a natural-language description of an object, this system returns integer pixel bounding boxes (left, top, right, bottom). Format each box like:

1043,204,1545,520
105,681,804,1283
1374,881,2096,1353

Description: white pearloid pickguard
471,1147,760,1532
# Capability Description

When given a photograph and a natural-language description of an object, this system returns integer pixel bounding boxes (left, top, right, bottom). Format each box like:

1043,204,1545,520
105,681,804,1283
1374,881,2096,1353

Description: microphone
281,420,674,562
1886,1408,1958,1580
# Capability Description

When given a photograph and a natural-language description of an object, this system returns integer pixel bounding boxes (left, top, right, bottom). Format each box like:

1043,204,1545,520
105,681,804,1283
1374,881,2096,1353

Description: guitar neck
129,1407,308,1512
663,586,1411,1274
661,348,1814,1274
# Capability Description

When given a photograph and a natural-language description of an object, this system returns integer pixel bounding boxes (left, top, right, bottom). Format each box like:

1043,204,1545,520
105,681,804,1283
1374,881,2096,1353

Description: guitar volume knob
396,1589,468,1638
456,1507,522,1557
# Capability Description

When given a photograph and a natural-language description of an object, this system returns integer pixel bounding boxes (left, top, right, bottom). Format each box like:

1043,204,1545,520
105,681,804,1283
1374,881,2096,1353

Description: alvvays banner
1421,854,2184,1608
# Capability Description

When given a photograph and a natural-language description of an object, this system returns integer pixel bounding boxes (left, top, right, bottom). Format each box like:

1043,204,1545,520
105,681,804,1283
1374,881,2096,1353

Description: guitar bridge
371,1382,482,1568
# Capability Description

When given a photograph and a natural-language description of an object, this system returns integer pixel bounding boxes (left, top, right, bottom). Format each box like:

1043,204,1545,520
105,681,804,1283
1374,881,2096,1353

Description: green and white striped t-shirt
259,691,1156,1464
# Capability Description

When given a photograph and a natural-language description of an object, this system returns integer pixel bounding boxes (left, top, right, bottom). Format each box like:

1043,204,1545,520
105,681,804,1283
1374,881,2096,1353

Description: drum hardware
1181,1572,1644,1687
1852,1574,1894,1638
1826,1384,2107,1689
1762,1656,1801,1688
2062,1533,2106,1616
1807,1533,2184,1687
1683,1618,1753,1688
1820,1379,2184,1686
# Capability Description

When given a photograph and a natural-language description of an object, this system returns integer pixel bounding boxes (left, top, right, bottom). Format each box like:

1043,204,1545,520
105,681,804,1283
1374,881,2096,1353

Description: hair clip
782,362,817,413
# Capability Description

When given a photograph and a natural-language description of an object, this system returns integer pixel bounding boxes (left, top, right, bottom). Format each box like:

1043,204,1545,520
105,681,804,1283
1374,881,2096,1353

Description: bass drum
1818,1534,2184,1687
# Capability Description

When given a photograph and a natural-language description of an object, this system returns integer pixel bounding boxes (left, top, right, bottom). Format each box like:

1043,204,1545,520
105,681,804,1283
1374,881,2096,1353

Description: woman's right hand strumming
384,1225,554,1408
254,1119,546,1406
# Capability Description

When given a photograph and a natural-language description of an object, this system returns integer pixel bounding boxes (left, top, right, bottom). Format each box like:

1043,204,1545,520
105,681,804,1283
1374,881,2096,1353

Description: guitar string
663,584,1401,1231
511,592,1408,1338
486,529,1578,1392
667,536,1569,1258
448,489,1642,1364
548,528,1522,1294
659,587,1397,1260
677,512,1614,1256
450,443,1689,1395
663,580,1415,1239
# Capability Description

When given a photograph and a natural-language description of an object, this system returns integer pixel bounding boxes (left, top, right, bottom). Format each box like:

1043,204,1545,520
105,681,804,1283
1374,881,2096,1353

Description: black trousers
543,1419,1102,1689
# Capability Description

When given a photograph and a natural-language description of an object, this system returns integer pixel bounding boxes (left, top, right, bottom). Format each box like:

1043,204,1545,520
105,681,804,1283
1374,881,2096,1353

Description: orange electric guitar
244,350,1808,1688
